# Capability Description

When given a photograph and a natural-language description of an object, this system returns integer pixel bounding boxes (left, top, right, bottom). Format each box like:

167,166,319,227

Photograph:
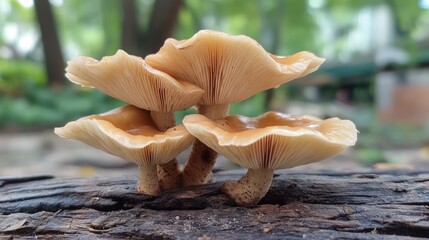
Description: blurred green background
1,0,429,176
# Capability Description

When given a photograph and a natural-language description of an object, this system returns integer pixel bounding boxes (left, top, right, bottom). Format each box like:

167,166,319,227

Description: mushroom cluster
55,30,357,206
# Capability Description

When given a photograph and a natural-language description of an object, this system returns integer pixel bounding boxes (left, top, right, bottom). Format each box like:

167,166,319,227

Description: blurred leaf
0,85,123,128
230,93,265,117
0,60,46,96
356,147,385,166
175,107,197,124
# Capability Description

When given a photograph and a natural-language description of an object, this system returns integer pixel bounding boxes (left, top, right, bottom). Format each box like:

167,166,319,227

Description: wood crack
1,170,429,239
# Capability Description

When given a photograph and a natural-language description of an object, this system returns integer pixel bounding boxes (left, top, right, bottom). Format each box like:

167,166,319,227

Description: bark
120,0,139,54
144,0,184,55
1,170,429,239
259,0,284,111
34,0,65,87
121,0,183,56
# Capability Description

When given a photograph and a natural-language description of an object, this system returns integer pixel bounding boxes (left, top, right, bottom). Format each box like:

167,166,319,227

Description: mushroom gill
65,50,204,190
55,105,195,196
183,112,357,206
146,30,325,187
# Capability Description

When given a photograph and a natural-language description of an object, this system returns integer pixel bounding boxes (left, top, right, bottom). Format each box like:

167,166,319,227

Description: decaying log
1,170,429,239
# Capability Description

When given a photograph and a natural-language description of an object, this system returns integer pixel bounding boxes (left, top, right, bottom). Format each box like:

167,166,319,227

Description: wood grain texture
1,170,429,239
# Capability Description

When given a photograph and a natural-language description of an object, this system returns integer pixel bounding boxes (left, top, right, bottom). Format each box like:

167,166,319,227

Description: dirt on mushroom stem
137,164,161,196
222,168,274,207
181,103,230,186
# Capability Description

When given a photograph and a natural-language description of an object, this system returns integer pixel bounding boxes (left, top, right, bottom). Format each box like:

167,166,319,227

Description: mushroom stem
181,103,230,186
137,164,161,196
222,168,274,207
197,103,230,120
150,111,182,191
157,159,181,191
181,140,218,186
150,111,176,131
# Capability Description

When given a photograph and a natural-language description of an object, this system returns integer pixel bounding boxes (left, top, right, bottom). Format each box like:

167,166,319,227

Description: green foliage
6,0,36,23
279,0,317,53
0,60,46,96
175,108,197,125
355,108,429,149
356,147,385,166
230,93,266,117
177,0,261,39
391,0,424,31
55,0,122,57
177,0,318,54
100,0,122,54
1,0,428,140
378,123,428,146
0,85,122,128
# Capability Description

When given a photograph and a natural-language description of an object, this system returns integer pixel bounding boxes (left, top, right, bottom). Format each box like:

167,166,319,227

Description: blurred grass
0,84,123,128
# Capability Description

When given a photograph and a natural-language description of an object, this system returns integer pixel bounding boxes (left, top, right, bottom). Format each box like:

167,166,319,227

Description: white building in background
305,1,429,124
309,2,396,62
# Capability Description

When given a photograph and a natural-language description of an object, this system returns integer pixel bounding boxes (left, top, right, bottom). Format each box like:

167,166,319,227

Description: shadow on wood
1,170,429,239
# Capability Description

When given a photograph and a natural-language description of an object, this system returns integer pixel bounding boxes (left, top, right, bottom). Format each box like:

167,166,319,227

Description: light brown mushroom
55,105,195,196
183,112,357,206
65,50,204,190
146,30,325,186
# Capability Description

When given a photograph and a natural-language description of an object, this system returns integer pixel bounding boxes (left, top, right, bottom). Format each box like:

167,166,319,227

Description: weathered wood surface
1,170,429,239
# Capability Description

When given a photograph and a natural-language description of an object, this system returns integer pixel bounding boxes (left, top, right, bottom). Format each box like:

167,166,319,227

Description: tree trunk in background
34,0,65,88
144,0,184,55
259,0,284,111
121,0,139,54
121,0,183,56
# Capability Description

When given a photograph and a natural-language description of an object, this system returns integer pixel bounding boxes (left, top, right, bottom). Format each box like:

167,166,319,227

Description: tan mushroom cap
66,50,204,112
55,105,195,166
145,30,325,106
183,112,357,170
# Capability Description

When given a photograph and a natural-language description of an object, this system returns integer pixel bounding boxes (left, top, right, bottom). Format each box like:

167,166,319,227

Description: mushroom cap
145,30,325,106
66,50,204,112
55,105,194,166
183,112,357,170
